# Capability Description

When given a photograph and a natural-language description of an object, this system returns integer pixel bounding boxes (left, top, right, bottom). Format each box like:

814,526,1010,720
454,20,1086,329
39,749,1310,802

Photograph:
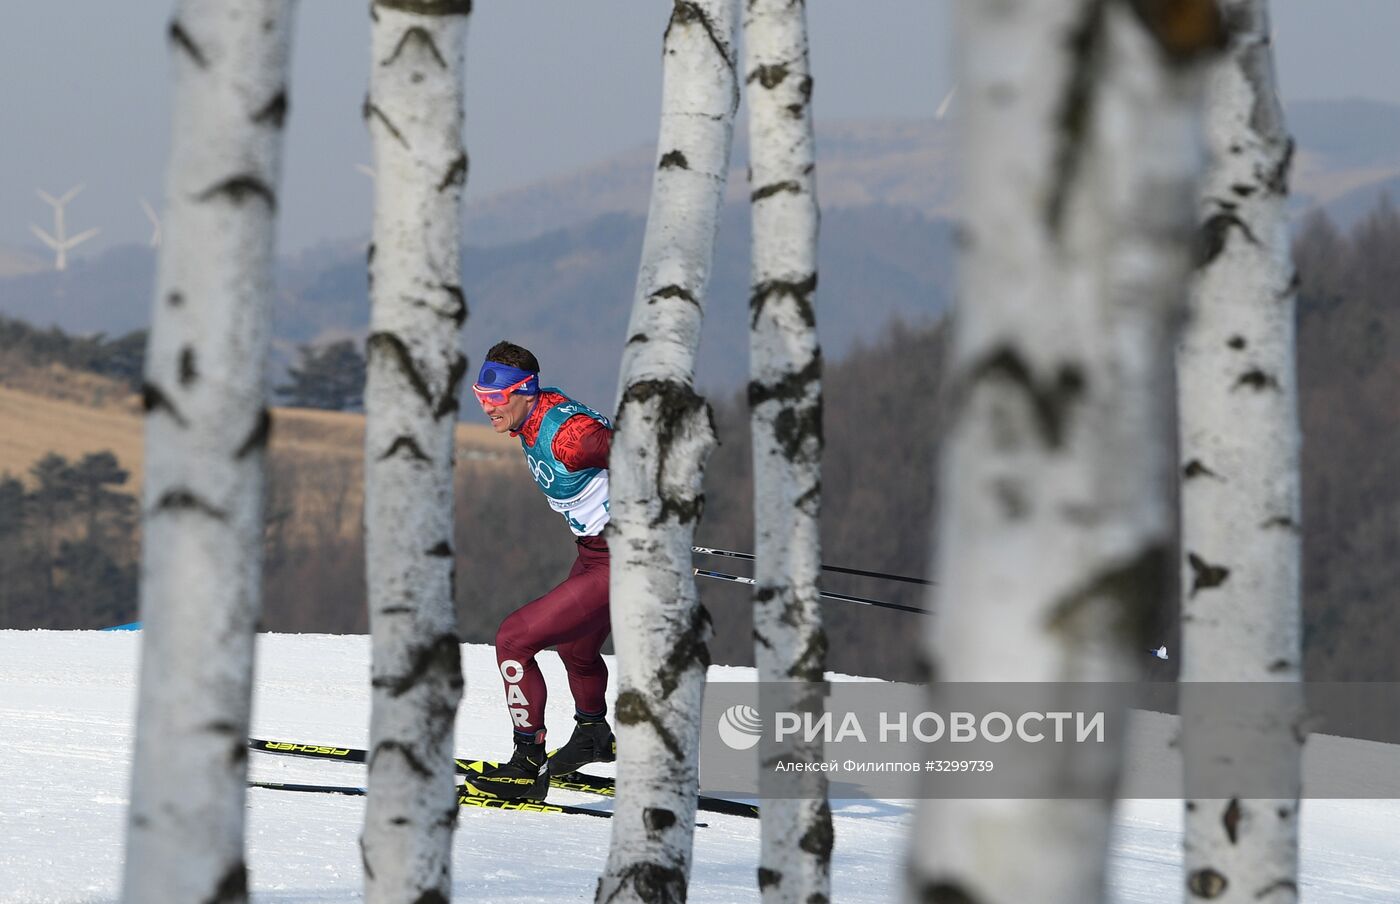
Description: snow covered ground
2,630,1397,902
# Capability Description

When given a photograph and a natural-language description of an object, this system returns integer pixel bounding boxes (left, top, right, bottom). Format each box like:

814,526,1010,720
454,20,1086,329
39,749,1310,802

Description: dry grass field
0,374,519,544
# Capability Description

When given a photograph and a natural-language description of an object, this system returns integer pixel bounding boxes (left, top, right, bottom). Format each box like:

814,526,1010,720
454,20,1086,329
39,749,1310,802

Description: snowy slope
2,631,1397,903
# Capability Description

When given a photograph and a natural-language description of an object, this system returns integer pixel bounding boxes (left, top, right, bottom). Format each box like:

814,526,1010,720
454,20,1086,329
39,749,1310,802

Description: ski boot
468,732,549,801
548,712,616,777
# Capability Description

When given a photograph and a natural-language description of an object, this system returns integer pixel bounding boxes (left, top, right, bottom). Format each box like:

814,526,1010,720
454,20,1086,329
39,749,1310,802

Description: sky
2,0,1399,257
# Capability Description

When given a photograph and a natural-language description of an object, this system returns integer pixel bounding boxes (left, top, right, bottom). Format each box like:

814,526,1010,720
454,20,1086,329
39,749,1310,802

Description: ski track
2,631,1397,902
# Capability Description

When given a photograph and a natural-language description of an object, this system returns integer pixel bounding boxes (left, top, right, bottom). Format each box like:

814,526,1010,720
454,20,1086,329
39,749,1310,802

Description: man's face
482,391,533,434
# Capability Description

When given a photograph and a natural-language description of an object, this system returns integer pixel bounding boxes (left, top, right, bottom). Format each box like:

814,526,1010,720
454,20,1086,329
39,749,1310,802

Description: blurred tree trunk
122,2,295,902
742,1,831,902
907,2,1220,902
1179,2,1303,901
360,2,470,902
597,2,739,902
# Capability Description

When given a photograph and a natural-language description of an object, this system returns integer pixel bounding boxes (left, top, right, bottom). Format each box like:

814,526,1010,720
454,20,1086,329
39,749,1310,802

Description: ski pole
692,545,933,586
693,567,931,616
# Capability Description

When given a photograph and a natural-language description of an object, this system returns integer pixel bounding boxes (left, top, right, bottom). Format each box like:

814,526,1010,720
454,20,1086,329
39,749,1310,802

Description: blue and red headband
473,360,540,407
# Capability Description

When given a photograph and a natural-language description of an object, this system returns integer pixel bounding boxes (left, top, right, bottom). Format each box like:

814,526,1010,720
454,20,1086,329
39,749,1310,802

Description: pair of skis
247,737,759,820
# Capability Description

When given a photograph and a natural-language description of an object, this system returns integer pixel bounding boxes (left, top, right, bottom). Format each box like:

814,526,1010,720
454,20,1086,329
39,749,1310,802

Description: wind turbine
31,184,100,271
140,197,161,248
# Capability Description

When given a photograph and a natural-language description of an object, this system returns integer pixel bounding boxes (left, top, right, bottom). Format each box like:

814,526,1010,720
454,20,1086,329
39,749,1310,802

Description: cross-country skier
468,341,616,801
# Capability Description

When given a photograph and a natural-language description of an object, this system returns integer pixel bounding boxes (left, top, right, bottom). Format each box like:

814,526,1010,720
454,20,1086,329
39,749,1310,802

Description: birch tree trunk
597,2,739,901
360,2,470,902
1179,2,1303,901
907,3,1220,902
122,3,294,902
743,2,830,903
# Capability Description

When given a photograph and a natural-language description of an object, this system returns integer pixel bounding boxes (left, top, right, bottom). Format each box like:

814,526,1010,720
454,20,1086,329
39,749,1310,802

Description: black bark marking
1187,552,1230,597
1266,138,1294,196
750,62,788,88
1188,868,1228,898
437,152,468,192
1197,211,1259,268
1267,658,1292,673
1222,797,1241,844
618,378,715,528
1046,544,1167,651
1228,335,1247,350
751,180,802,202
235,408,272,459
155,488,229,521
666,1,734,69
368,332,434,407
201,861,247,904
434,353,468,420
597,861,687,904
787,75,814,120
370,739,433,778
379,606,414,615
179,347,198,386
1260,515,1297,531
748,353,823,460
197,176,277,211
167,290,185,308
794,480,820,518
372,632,463,698
438,284,468,327
375,0,473,15
1234,368,1280,391
411,892,450,904
1254,879,1298,900
1183,459,1220,480
758,867,782,891
381,436,431,462
750,272,817,329
1231,183,1256,198
648,283,699,308
643,807,677,832
1047,1,1107,238
426,540,453,557
658,150,689,170
614,690,683,760
752,626,773,651
1123,0,1227,62
385,26,448,68
799,800,834,857
966,347,1086,450
142,383,188,425
363,98,410,149
253,90,289,129
626,333,650,346
917,881,982,904
168,20,207,68
659,604,713,698
790,627,827,683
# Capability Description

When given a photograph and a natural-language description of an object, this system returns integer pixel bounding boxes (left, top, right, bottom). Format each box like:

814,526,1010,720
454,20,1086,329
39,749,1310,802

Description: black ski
249,736,760,819
248,779,612,819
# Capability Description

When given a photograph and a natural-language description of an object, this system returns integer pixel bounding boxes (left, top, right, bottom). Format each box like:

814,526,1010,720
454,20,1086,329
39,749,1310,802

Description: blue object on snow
101,622,142,632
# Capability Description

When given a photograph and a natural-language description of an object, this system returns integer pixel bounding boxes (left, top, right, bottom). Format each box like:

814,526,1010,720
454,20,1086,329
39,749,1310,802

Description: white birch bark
907,3,1220,902
360,2,470,902
743,2,830,903
122,3,294,902
1179,2,1303,901
598,2,739,902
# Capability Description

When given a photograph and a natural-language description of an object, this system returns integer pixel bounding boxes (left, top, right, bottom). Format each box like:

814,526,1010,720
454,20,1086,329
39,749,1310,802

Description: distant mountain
6,101,1400,409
